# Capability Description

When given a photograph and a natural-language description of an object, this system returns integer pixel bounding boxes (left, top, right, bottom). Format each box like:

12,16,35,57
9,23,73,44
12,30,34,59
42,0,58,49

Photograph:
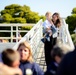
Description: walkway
35,41,47,72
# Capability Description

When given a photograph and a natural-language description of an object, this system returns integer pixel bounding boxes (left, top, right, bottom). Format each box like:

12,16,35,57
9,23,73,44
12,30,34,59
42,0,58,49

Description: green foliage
71,34,76,45
11,18,26,23
2,13,12,23
66,14,76,34
66,7,76,34
0,4,43,23
40,15,46,21
25,11,40,23
22,25,33,30
72,7,76,14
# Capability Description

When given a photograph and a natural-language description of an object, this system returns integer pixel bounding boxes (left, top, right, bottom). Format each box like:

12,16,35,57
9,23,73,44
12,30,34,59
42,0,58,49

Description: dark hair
52,12,60,19
51,47,64,60
52,12,61,27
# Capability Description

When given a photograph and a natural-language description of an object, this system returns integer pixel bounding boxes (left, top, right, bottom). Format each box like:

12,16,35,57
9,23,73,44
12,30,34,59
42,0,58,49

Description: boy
2,48,20,68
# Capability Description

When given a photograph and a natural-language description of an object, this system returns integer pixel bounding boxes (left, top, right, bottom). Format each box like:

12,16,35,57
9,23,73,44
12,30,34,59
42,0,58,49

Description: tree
66,7,76,34
0,4,43,23
25,11,40,23
71,7,76,14
2,13,12,23
11,18,26,23
40,15,46,21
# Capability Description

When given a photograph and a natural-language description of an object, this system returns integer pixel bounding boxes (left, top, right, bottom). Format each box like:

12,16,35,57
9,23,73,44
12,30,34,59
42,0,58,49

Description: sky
0,0,76,18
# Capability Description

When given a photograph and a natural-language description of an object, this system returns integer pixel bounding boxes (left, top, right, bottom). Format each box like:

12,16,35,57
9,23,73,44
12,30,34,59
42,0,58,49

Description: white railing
0,24,34,43
13,19,43,60
0,23,34,52
0,18,74,56
61,19,75,50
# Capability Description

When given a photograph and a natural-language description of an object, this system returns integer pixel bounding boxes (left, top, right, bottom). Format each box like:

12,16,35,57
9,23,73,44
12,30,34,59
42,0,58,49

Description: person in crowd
42,11,57,68
56,46,76,75
2,48,20,68
17,41,44,75
45,46,65,75
0,62,22,75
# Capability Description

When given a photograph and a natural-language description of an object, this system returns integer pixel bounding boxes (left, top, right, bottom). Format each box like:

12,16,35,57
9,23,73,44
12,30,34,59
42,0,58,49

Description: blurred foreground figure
45,46,65,75
0,62,22,75
17,41,44,75
2,48,20,68
56,46,76,75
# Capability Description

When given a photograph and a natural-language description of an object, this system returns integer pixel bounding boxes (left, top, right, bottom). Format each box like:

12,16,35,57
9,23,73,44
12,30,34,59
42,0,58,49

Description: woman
52,12,69,45
52,12,61,46
17,41,44,75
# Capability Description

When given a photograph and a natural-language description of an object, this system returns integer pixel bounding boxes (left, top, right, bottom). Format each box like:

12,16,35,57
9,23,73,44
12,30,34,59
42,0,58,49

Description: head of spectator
51,46,65,64
2,48,20,68
56,46,76,75
17,41,33,63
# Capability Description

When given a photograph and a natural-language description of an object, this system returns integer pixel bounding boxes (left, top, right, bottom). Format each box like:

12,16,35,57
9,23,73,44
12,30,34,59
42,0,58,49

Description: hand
46,27,51,32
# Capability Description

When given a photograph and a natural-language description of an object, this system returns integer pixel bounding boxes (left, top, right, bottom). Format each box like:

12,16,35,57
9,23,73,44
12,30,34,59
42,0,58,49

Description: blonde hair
45,11,52,16
17,41,33,63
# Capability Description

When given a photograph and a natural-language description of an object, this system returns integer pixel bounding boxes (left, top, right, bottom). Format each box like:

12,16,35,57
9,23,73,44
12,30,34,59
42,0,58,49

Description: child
45,46,65,75
2,48,20,68
42,11,57,42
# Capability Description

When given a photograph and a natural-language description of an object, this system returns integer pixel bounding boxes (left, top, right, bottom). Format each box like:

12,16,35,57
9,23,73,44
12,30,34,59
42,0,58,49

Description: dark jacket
19,61,44,75
56,47,76,75
45,62,58,75
0,53,2,62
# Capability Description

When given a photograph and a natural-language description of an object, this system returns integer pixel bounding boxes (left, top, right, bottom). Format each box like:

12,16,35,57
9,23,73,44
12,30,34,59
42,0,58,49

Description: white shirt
42,20,52,29
43,20,57,38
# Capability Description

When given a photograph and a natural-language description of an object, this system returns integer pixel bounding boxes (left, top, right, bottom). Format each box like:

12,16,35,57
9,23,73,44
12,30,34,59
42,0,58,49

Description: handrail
61,19,75,50
0,24,34,43
0,23,34,52
13,19,43,60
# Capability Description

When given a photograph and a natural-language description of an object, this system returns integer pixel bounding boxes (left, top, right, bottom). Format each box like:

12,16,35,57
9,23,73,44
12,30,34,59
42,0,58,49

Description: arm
51,25,57,34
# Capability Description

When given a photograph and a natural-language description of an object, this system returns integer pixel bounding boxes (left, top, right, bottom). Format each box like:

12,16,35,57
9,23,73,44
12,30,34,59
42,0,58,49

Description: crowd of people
0,11,76,75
